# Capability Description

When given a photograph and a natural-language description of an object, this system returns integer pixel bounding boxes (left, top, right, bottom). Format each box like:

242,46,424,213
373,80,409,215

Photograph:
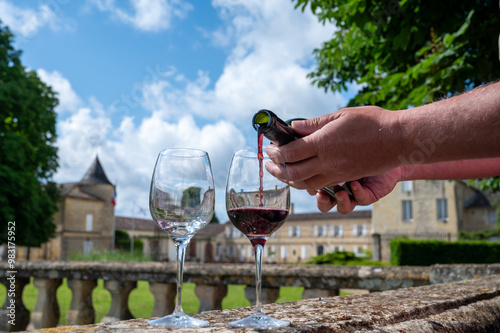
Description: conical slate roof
80,156,113,185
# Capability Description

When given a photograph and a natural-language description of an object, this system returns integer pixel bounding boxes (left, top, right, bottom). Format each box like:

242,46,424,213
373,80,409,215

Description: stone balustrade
0,261,499,332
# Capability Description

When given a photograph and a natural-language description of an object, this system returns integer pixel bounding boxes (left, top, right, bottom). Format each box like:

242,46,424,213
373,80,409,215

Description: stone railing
1,261,499,332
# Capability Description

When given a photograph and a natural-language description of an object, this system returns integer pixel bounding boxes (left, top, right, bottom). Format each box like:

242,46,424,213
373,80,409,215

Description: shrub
390,238,500,266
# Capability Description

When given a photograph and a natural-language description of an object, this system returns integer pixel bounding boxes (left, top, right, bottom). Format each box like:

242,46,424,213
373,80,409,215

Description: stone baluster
31,277,63,329
66,279,97,325
0,276,30,332
101,280,137,323
148,282,176,317
194,284,228,312
244,286,280,305
302,288,339,299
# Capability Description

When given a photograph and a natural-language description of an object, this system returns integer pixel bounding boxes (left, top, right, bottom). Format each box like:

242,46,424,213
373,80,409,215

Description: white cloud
90,0,193,32
37,69,83,114
0,0,71,40
51,0,349,219
139,0,345,127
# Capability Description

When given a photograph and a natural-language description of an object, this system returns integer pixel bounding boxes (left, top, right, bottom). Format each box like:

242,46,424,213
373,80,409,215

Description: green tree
0,23,59,246
294,0,500,192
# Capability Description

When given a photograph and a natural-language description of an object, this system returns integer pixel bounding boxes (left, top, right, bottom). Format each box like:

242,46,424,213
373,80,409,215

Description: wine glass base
148,311,209,328
228,312,290,329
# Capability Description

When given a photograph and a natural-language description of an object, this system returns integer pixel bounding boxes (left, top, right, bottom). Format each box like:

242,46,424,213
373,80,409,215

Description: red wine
257,131,264,206
227,207,289,247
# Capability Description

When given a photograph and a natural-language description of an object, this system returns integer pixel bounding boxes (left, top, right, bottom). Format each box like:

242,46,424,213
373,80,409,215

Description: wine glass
148,148,215,328
225,148,291,328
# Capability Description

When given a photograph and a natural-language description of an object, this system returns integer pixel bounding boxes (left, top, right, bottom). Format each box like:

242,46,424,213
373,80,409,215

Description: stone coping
25,275,500,333
0,261,431,291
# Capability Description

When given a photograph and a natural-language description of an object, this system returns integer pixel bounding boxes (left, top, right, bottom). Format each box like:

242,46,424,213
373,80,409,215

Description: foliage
0,22,59,246
68,249,151,262
390,238,500,266
211,213,220,224
114,229,144,253
293,0,500,192
306,250,388,266
459,229,500,241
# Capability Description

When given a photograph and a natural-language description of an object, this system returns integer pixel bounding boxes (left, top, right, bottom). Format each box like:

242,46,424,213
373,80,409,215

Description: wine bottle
252,109,358,199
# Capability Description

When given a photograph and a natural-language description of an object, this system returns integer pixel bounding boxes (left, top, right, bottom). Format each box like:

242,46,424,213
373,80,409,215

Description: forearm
397,81,500,166
401,157,500,181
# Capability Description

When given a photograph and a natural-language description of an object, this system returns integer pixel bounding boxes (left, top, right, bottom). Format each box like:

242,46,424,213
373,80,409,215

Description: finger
316,190,336,213
264,160,287,182
291,113,339,136
335,190,356,214
350,180,374,205
306,188,317,196
265,139,317,164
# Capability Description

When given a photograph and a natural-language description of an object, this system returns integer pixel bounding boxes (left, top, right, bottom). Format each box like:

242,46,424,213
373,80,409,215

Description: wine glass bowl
148,148,215,328
225,148,291,328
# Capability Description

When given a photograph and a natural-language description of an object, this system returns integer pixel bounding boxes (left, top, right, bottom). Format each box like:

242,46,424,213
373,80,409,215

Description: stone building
224,210,372,264
17,157,116,260
372,180,498,262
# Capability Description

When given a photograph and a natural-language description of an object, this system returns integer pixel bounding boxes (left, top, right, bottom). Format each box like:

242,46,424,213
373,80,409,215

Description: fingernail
336,196,343,202
352,185,358,191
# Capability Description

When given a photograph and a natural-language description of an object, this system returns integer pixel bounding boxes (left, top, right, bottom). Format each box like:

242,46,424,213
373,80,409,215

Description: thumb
291,113,337,136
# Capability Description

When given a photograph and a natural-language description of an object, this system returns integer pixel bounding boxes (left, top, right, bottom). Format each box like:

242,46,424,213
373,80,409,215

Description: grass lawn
0,279,310,324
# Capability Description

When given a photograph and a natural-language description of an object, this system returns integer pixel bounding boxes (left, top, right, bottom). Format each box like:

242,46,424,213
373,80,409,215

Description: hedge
390,238,500,266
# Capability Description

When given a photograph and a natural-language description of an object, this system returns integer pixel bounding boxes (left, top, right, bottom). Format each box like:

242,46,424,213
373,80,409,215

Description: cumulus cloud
0,0,71,40
51,0,348,218
90,0,193,32
37,69,83,114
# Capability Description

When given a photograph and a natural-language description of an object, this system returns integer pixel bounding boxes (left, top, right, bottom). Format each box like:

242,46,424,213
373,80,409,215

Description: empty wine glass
225,148,290,328
148,148,215,328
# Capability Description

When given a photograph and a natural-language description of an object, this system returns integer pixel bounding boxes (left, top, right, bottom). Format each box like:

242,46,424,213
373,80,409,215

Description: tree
0,22,59,247
294,0,500,192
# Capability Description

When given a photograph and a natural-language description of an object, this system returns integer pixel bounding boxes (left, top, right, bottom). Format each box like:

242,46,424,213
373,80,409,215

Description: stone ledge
27,275,500,333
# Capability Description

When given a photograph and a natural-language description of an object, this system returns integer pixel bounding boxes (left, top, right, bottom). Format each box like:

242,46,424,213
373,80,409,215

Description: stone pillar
244,286,280,305
66,279,97,325
194,284,228,312
372,233,381,262
31,278,62,329
0,276,30,332
148,282,176,317
302,288,339,299
101,280,137,323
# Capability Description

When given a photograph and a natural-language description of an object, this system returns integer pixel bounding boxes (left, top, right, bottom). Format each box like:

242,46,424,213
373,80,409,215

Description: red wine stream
257,131,264,207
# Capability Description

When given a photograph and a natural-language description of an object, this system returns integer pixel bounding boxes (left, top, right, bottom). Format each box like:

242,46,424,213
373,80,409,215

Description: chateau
14,159,499,263
16,157,116,261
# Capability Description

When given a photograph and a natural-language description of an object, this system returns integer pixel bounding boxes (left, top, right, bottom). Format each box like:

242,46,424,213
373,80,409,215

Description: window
402,200,413,221
281,246,287,259
317,245,324,255
358,224,367,237
319,225,327,237
334,225,343,237
83,239,93,255
352,224,358,237
489,211,497,223
269,246,276,259
85,214,93,232
289,226,300,237
401,181,413,192
301,246,308,259
437,199,448,221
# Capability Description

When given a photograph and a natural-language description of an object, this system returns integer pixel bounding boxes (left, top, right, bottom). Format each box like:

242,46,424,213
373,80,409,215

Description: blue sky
1,0,356,220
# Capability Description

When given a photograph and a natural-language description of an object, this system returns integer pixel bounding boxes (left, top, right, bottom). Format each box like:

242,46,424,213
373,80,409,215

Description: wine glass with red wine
148,148,215,328
225,148,290,328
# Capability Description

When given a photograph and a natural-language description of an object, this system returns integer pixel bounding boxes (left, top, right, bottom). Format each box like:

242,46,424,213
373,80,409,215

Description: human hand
312,167,403,214
265,106,403,191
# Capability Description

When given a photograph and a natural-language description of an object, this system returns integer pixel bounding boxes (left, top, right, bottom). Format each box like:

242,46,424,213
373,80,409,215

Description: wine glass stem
174,240,189,314
254,244,264,315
